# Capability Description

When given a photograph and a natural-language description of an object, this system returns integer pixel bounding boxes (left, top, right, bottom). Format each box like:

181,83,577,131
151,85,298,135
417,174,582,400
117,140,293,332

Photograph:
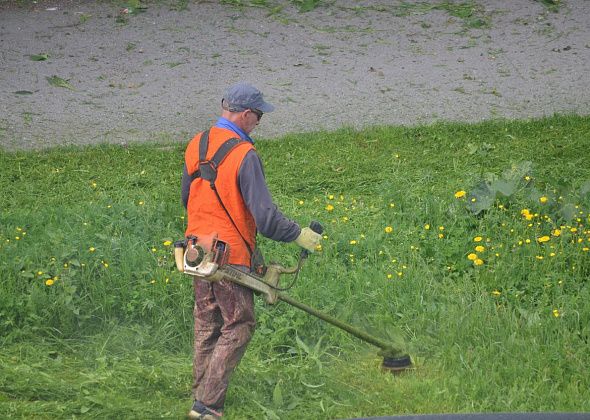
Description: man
181,82,322,419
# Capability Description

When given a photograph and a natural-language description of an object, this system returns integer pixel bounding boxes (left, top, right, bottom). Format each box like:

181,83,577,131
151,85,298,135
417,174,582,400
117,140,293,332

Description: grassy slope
1,115,589,418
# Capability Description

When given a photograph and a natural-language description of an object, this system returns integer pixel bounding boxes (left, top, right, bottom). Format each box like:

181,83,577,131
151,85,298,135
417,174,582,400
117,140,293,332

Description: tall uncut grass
1,115,589,418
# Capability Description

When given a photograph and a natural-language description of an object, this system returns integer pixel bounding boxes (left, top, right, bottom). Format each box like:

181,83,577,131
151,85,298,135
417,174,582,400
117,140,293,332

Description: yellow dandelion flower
491,290,501,296
315,244,322,252
151,247,157,252
397,271,403,277
349,240,357,245
549,252,556,257
467,253,477,261
552,309,560,318
163,240,172,246
37,271,43,276
438,233,444,239
536,255,544,260
15,236,20,240
570,227,578,233
539,196,548,204
298,200,304,205
583,247,589,252
537,236,550,243
474,258,484,266
474,236,483,242
384,226,393,233
389,203,395,208
475,245,485,252
424,224,430,230
471,198,477,202
89,247,96,252
138,201,144,205
45,279,54,286
325,204,334,212
525,239,531,244
328,194,334,200
454,190,466,198
387,273,393,279
552,229,561,237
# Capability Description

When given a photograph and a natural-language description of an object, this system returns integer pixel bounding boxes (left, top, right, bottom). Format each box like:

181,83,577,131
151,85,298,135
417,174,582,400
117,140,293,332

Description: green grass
1,115,590,418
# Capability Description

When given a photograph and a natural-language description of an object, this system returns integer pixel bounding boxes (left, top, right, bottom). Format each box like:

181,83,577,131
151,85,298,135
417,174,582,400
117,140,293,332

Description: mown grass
1,115,590,418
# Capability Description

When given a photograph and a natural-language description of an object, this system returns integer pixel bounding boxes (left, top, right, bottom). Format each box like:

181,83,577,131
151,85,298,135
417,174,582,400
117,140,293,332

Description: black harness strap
190,130,244,187
198,129,210,161
189,130,253,258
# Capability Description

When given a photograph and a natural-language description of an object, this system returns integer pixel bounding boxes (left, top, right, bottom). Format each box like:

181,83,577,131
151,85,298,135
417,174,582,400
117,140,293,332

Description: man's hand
294,227,322,253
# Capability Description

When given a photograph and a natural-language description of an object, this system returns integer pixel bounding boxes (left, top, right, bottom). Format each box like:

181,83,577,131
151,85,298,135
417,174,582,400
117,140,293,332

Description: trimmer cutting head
382,354,412,374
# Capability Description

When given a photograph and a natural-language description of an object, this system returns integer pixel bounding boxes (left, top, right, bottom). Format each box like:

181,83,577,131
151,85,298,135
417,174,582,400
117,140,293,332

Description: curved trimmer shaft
218,264,411,366
277,292,407,359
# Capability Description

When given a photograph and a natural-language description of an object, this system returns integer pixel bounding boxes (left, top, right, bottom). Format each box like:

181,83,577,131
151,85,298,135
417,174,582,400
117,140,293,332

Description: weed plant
1,115,589,418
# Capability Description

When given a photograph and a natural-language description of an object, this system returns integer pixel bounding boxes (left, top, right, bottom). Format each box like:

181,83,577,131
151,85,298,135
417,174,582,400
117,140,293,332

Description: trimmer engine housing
174,235,229,278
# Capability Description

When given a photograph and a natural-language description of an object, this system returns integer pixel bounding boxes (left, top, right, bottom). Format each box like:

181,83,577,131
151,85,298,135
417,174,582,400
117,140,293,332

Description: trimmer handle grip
309,220,324,235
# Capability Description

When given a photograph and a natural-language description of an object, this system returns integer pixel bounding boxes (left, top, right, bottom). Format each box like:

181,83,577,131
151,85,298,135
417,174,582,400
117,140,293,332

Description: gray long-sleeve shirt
181,149,301,243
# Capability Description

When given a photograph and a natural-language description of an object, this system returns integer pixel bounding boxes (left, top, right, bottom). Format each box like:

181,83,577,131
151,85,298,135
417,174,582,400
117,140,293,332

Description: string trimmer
174,222,412,373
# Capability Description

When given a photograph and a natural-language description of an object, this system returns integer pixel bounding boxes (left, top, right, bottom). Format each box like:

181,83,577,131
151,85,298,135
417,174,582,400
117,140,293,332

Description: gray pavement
1,0,589,150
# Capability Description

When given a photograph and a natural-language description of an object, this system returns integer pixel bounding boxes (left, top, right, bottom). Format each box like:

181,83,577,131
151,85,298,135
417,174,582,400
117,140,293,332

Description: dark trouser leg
192,279,223,400
194,279,255,410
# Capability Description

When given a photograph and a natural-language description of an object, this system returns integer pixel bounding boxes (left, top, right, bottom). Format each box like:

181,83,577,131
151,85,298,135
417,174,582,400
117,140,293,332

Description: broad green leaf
502,161,532,183
468,181,495,214
46,75,76,91
466,143,478,155
272,382,283,406
491,179,516,197
295,335,310,354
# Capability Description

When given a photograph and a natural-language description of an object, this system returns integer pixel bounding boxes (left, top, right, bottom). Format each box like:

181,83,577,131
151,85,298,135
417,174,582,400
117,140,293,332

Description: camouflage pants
192,276,255,411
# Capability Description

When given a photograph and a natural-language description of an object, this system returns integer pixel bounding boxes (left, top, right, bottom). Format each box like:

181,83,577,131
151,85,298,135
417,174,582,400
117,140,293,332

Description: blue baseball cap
222,83,275,113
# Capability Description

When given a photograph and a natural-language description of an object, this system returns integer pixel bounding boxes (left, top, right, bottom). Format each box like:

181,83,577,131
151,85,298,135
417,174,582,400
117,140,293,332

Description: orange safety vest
184,127,256,267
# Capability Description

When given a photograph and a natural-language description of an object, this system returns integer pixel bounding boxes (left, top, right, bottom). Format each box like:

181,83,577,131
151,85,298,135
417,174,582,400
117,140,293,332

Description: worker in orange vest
181,83,322,419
